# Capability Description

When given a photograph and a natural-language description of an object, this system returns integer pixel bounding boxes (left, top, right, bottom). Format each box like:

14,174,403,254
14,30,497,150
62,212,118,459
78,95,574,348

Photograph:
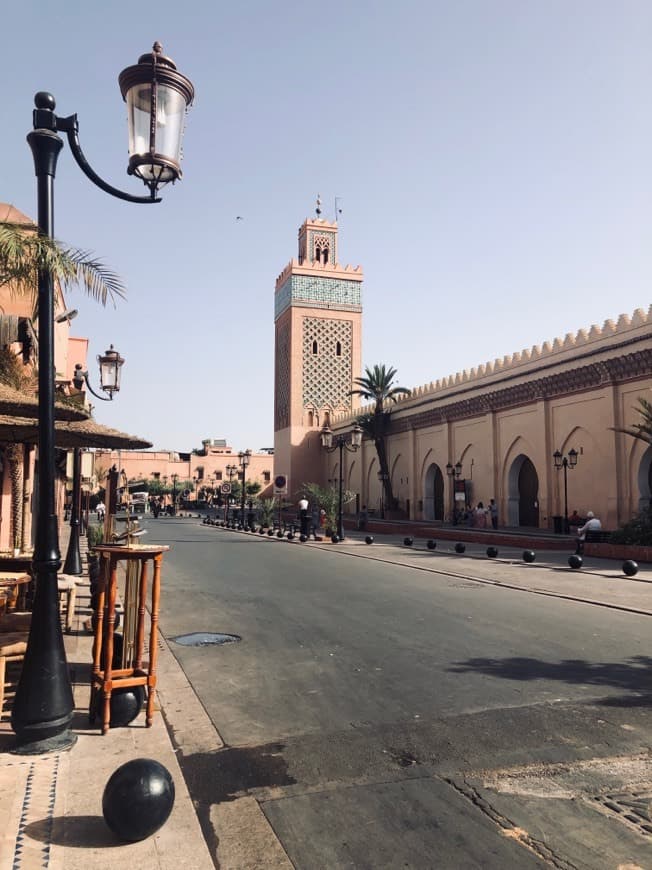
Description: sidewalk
0,522,650,870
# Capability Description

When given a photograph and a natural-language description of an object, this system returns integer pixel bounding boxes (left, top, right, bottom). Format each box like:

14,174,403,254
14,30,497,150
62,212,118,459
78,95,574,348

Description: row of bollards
396,534,639,576
201,518,640,576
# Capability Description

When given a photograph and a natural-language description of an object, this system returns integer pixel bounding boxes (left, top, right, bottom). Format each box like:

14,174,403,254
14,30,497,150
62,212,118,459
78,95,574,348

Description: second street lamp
445,460,463,525
12,43,194,754
225,464,237,523
553,448,578,533
320,423,363,541
238,450,252,527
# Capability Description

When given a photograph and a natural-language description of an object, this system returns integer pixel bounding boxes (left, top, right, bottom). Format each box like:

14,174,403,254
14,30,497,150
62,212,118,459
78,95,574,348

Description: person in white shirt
575,511,601,554
297,495,309,536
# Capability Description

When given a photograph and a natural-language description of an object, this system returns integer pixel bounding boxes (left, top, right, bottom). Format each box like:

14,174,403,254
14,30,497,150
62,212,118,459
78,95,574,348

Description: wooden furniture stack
90,543,169,735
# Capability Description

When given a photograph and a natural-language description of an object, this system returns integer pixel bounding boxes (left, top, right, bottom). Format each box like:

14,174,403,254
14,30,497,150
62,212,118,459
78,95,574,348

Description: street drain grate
171,632,242,647
590,789,652,838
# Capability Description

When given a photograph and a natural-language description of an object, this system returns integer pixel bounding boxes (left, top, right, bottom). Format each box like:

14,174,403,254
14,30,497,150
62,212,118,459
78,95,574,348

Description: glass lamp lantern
320,424,333,450
98,345,125,397
350,424,363,449
119,42,195,195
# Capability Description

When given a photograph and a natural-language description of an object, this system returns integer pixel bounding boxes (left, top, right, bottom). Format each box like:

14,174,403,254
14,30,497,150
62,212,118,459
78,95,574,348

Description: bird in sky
236,216,243,221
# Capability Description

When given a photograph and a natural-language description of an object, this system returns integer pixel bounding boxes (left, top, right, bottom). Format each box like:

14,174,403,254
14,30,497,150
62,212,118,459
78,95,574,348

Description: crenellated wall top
333,305,652,423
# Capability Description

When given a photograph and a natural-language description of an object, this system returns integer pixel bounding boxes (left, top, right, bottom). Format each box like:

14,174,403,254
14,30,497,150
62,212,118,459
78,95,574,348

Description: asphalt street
145,518,652,869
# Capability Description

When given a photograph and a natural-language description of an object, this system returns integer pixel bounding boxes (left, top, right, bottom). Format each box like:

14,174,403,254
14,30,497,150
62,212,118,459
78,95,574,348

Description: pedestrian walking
298,493,309,536
489,498,498,530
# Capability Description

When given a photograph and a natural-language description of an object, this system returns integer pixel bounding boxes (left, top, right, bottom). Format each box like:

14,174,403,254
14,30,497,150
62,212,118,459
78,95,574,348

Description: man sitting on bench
575,511,602,555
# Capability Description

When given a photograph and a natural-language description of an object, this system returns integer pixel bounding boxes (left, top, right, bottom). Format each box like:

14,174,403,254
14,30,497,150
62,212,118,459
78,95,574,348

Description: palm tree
350,364,411,512
0,217,126,548
0,219,126,312
612,396,652,445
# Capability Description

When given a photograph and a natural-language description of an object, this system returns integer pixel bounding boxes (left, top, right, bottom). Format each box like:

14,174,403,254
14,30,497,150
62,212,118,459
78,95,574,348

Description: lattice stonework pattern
303,317,353,410
275,320,291,430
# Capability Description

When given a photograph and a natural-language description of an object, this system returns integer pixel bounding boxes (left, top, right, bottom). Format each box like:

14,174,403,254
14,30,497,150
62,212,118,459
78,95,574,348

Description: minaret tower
274,197,363,495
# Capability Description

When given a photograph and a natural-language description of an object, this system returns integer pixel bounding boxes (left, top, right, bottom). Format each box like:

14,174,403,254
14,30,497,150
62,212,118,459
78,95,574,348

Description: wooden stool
0,629,29,721
57,574,79,633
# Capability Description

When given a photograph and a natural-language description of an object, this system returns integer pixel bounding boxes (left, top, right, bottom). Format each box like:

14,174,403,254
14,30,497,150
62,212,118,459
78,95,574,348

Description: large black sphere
454,542,465,554
268,529,274,536
622,559,639,577
277,530,283,538
404,537,413,547
259,528,265,535
365,536,374,545
486,546,498,558
102,758,175,842
523,550,536,563
287,532,294,540
299,534,307,542
108,685,145,727
427,540,436,550
331,534,339,544
568,554,583,570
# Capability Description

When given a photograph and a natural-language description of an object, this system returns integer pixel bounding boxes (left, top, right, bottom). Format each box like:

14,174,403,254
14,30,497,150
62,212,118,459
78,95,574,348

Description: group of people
459,499,499,529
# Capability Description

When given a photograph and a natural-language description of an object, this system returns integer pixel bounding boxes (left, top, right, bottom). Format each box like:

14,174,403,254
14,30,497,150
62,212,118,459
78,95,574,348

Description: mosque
274,209,652,532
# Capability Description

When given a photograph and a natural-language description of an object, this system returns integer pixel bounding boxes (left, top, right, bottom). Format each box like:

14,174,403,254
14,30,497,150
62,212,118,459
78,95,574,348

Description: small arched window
315,246,321,263
324,411,330,425
312,340,318,355
336,341,342,356
323,247,329,264
307,411,314,426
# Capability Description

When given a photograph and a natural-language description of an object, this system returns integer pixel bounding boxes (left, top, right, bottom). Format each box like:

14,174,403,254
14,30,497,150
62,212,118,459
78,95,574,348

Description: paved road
148,518,652,869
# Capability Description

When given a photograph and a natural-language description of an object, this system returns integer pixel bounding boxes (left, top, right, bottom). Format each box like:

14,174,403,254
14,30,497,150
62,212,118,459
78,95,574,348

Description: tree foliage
0,220,126,313
301,481,354,534
611,396,652,446
350,364,410,511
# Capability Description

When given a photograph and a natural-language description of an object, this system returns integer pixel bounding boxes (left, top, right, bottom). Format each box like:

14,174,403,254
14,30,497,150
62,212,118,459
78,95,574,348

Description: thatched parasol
0,383,89,422
0,414,151,449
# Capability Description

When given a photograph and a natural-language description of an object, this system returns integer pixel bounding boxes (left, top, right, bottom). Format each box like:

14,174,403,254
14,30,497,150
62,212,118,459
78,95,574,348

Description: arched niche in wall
503,436,539,528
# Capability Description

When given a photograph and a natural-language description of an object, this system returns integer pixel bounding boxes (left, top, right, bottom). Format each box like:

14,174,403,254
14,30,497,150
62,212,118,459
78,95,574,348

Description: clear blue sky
2,1,650,453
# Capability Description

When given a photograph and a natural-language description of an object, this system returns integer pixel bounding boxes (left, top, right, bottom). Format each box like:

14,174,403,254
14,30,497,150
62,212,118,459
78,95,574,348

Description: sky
2,1,650,453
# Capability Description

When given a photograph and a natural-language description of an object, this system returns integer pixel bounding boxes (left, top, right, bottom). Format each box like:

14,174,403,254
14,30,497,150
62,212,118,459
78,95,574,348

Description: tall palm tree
612,396,652,445
350,364,411,511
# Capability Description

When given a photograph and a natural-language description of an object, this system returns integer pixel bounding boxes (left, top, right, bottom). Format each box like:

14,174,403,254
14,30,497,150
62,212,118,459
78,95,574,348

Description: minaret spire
315,194,322,217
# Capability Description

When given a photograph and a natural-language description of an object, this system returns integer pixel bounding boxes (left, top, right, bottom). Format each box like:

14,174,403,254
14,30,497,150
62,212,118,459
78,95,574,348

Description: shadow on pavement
24,815,122,848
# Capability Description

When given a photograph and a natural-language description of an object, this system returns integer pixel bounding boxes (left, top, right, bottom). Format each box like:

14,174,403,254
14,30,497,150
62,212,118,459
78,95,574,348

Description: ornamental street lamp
445,460,463,525
12,44,193,755
225,464,238,522
553,448,578,533
64,347,124,576
320,423,363,540
238,450,252,526
171,474,179,515
376,470,389,519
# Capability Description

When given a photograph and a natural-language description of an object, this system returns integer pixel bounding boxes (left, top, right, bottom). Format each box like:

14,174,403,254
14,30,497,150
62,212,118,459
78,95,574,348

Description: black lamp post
63,347,125,575
11,44,193,755
320,423,363,540
553,448,578,533
171,474,179,515
225,464,237,523
238,450,252,526
445,460,463,525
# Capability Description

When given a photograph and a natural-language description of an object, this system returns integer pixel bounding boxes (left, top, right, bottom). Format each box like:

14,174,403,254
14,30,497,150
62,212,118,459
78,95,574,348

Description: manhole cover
171,632,241,647
590,790,652,838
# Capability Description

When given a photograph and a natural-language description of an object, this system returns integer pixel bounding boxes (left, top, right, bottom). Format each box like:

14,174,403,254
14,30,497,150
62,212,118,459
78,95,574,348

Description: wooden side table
90,544,169,735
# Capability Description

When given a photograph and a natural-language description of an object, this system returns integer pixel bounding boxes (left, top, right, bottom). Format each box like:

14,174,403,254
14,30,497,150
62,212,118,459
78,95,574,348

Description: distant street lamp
553,448,578,533
445,460,463,525
238,450,252,527
320,423,362,540
12,44,194,754
171,473,179,515
225,463,238,523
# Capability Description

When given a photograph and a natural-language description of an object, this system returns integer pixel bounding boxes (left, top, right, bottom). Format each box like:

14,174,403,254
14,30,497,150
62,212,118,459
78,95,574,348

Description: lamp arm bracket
57,114,161,204
75,370,112,402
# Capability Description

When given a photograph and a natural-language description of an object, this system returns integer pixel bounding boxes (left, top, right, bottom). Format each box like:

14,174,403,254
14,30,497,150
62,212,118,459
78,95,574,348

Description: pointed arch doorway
424,463,445,521
507,454,540,527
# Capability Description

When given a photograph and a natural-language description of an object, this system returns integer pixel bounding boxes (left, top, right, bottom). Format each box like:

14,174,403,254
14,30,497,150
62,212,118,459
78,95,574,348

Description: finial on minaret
315,194,322,217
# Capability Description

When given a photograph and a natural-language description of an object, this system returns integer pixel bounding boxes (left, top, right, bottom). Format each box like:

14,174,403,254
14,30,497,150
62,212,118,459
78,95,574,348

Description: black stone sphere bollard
427,540,436,550
486,546,498,558
331,534,339,543
568,554,583,569
268,529,274,536
365,536,374,545
287,532,294,540
95,684,145,728
102,758,175,842
276,530,283,538
404,537,413,547
622,559,639,577
299,534,307,542
523,550,536,563
454,542,465,554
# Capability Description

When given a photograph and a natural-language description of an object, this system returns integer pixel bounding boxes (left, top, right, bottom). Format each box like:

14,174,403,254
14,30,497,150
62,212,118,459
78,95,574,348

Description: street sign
220,482,232,494
273,474,287,495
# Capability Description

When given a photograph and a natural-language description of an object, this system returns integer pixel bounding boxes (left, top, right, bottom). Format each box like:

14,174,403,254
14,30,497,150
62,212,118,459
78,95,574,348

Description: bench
584,530,611,544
